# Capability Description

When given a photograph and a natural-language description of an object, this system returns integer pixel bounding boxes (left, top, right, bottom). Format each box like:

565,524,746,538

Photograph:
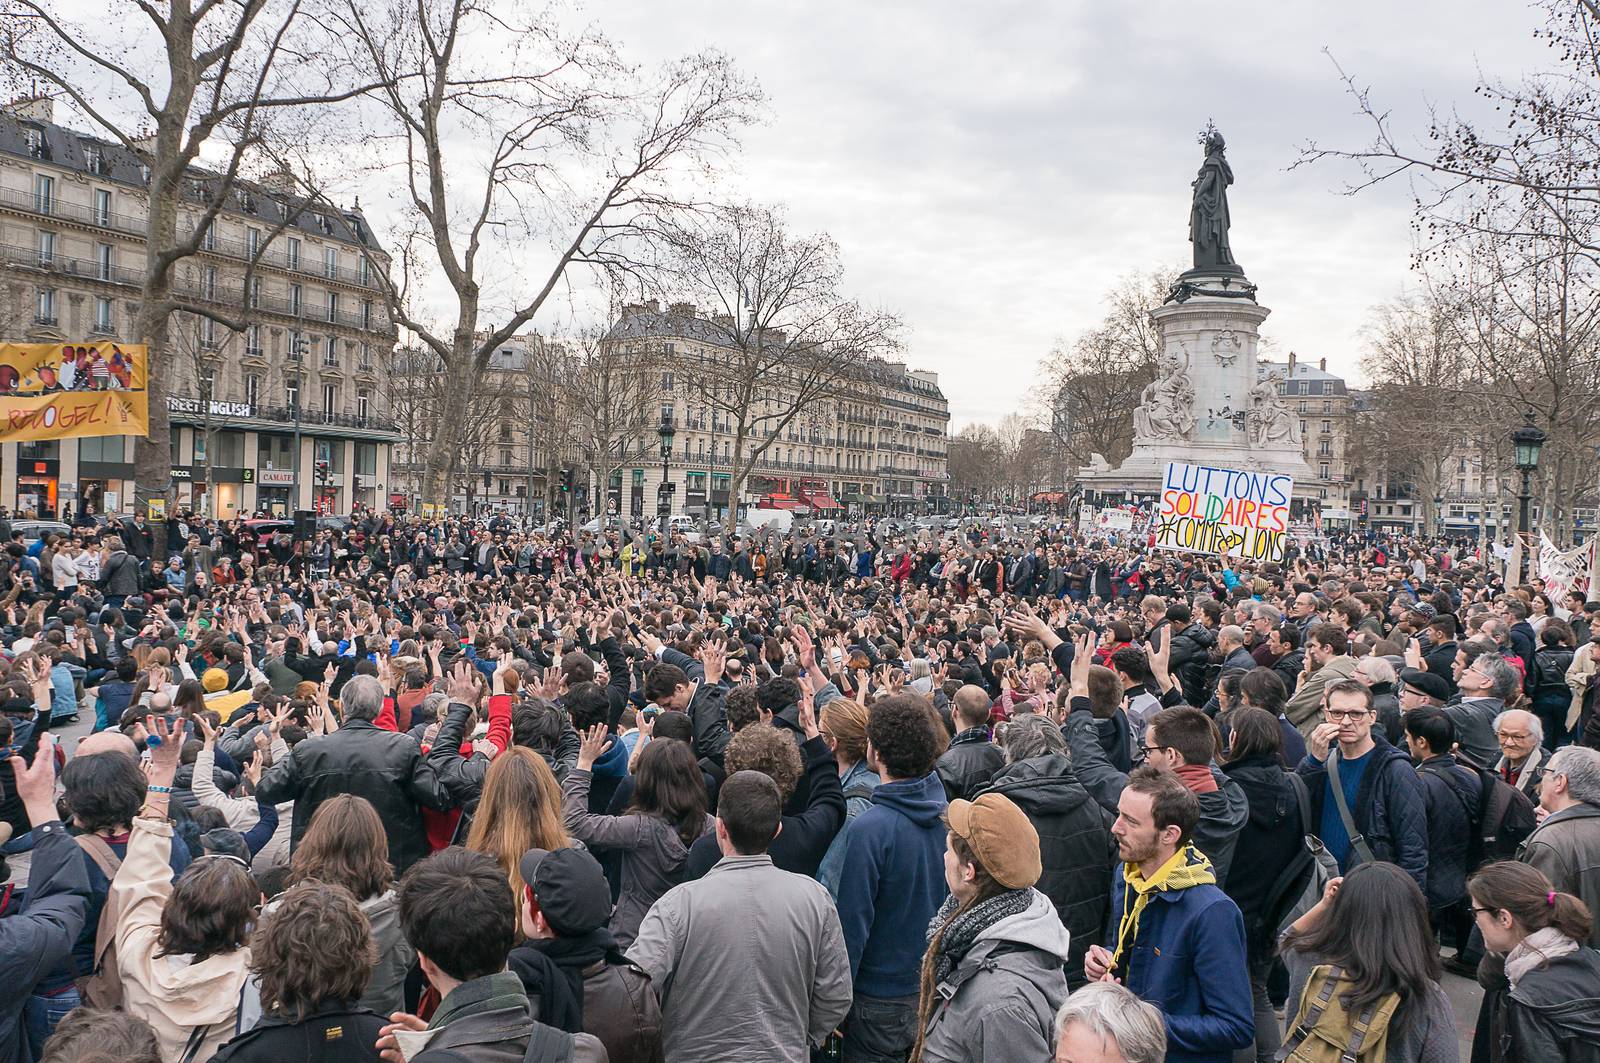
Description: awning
805,492,842,511
765,495,804,510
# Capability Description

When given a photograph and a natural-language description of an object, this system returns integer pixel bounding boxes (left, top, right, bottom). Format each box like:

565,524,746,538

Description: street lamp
1433,493,1444,538
1511,408,1547,582
657,412,676,533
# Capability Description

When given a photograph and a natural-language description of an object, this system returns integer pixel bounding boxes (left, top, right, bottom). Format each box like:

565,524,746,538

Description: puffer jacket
935,727,1004,801
978,754,1113,989
916,889,1072,1063
560,767,713,949
255,718,456,873
1167,623,1216,706
1295,735,1429,893
1415,753,1483,913
1219,754,1304,956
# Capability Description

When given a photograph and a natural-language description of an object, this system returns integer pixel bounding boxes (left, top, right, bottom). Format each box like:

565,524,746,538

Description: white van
745,507,795,533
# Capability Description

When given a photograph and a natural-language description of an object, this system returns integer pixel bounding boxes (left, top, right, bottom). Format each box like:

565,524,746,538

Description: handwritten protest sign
1155,461,1292,562
1538,532,1593,604
0,342,148,442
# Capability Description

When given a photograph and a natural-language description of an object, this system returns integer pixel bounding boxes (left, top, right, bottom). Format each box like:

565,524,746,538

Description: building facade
606,301,950,520
1258,353,1356,519
0,96,398,518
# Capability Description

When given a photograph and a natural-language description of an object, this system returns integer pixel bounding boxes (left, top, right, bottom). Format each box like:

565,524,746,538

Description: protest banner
1097,508,1135,533
1155,460,1292,562
0,342,148,442
1538,532,1592,603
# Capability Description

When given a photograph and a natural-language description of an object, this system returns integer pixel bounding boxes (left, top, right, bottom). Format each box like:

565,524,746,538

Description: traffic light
314,459,331,483
560,468,573,493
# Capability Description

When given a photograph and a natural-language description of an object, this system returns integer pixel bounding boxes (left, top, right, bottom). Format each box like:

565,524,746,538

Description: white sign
258,470,296,485
1538,532,1592,602
1155,461,1294,561
1097,509,1135,533
167,396,255,418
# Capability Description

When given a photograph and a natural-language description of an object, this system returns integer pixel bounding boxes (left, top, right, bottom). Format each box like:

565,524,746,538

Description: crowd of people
1,503,1599,1063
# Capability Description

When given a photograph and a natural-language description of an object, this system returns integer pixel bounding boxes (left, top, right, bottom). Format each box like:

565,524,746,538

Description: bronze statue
1189,128,1237,273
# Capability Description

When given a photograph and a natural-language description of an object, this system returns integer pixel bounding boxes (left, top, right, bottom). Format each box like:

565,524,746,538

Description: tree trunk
724,423,750,536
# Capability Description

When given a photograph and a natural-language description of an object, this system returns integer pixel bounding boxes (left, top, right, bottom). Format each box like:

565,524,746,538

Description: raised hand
575,723,614,771
446,660,480,706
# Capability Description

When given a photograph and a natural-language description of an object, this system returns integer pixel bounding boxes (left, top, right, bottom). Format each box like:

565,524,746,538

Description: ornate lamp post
1433,493,1444,539
657,413,676,534
1511,409,1547,583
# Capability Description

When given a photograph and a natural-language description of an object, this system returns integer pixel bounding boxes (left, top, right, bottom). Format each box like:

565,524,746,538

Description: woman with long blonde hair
466,746,572,901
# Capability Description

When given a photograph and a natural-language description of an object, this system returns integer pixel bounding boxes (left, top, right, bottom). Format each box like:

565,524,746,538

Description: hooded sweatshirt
835,770,949,997
916,889,1072,1063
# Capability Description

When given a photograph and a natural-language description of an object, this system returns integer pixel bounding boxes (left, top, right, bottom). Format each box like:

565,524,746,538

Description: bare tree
557,327,661,529
1038,267,1178,469
655,203,901,533
334,0,759,508
1,0,381,540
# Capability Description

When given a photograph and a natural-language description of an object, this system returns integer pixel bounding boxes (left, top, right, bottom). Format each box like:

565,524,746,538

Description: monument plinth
1078,128,1314,498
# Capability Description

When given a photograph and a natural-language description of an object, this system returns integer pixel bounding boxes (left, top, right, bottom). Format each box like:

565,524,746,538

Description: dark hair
725,686,761,731
1125,764,1199,845
1541,620,1575,649
398,847,515,983
627,738,709,847
651,709,694,743
1109,647,1153,683
37,1007,161,1063
1307,623,1349,657
563,682,610,731
159,853,259,962
1150,707,1215,768
866,694,943,780
1274,624,1302,651
252,882,377,1022
62,752,145,833
644,663,688,704
1403,706,1454,755
512,699,565,753
1240,668,1288,715
560,649,596,686
1225,706,1283,763
757,676,801,717
288,794,392,900
1281,861,1442,1018
724,724,804,802
1166,602,1193,624
1323,678,1374,712
1469,861,1593,943
718,770,783,854
1086,666,1122,719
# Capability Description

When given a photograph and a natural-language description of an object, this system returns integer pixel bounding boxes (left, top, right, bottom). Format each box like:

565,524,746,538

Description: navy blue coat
1295,735,1429,894
1106,852,1254,1062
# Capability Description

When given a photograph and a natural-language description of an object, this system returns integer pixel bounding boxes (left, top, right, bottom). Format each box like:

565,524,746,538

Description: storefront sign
171,466,192,480
0,342,148,442
1155,461,1293,562
167,396,254,418
259,469,296,485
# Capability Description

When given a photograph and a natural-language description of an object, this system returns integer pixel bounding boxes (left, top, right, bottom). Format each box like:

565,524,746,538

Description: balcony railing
0,181,381,289
167,392,398,434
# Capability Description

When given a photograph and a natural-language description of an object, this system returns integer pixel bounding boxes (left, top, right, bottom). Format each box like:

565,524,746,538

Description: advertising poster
1155,461,1293,562
0,342,148,441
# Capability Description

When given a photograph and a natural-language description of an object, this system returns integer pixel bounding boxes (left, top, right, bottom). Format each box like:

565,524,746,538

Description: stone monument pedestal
1078,268,1314,499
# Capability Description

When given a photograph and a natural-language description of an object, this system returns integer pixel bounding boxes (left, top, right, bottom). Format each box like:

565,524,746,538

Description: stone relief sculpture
1134,349,1196,442
1246,371,1299,447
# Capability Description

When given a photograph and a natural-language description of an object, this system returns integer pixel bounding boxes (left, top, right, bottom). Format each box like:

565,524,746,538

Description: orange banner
0,342,148,441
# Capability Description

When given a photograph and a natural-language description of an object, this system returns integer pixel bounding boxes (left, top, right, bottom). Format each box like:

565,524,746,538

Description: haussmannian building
0,95,398,519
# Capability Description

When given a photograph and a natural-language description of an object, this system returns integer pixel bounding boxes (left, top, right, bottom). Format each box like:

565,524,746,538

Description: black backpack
1421,760,1537,867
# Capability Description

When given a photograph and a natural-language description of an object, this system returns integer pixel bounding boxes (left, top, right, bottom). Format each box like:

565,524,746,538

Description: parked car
13,520,71,546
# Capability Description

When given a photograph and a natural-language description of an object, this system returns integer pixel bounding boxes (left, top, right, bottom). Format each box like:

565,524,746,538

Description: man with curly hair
835,693,949,1063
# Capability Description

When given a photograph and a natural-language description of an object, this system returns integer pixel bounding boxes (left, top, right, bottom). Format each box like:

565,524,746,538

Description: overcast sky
586,0,1551,428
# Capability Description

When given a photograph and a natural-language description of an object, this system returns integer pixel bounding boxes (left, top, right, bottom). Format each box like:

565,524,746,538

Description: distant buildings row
0,99,950,520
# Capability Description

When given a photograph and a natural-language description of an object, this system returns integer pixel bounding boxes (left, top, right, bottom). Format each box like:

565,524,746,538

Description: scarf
1111,844,1217,974
1174,763,1218,795
1505,926,1581,989
506,928,625,1032
924,887,1033,985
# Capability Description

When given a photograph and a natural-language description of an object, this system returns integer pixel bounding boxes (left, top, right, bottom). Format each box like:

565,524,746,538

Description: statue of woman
1134,352,1196,442
1190,130,1235,271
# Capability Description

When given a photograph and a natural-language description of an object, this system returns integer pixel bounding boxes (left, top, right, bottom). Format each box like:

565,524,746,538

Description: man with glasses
1294,679,1428,890
1492,708,1547,802
1449,652,1517,769
1517,745,1600,945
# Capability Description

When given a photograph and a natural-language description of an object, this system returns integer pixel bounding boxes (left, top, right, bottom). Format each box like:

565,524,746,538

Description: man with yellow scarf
1084,765,1254,1063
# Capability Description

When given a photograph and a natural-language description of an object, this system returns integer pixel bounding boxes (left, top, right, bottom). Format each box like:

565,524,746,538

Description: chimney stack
1319,357,1327,372
5,93,53,124
1288,351,1297,374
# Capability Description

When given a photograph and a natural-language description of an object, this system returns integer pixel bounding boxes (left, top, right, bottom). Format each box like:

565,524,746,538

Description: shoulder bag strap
74,833,122,878
1325,753,1377,867
522,1020,573,1063
1282,964,1345,1053
1286,770,1313,836
177,1024,213,1063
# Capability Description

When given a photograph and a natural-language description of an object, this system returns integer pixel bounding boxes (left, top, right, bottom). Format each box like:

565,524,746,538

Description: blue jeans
25,983,79,1059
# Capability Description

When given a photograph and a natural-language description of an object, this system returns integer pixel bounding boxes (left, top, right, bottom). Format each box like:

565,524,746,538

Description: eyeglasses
1495,731,1533,741
1469,905,1498,918
1138,741,1172,757
1323,709,1372,721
